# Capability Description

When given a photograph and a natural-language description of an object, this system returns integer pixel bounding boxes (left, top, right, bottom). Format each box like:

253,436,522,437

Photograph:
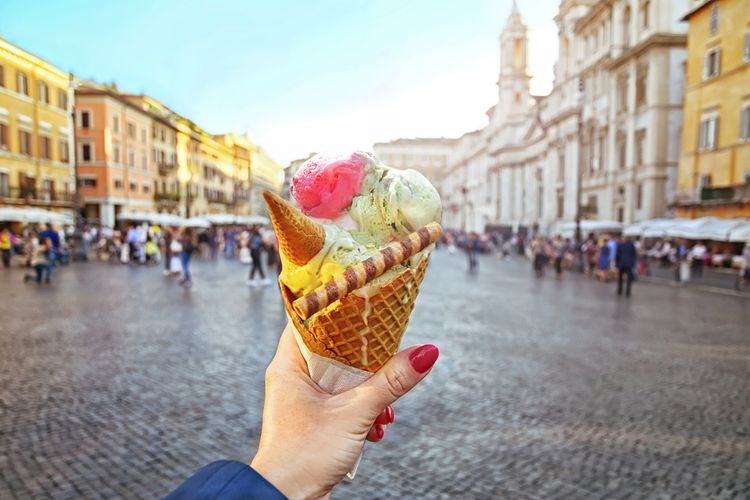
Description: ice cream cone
262,190,325,266
280,255,429,373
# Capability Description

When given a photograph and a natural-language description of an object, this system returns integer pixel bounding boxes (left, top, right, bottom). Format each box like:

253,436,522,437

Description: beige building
0,36,75,216
442,0,688,235
372,138,457,193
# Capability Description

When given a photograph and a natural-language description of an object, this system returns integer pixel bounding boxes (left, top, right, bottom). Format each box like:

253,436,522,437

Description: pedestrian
531,236,548,278
169,233,183,276
23,236,52,284
179,228,195,287
248,228,270,286
0,227,13,268
208,228,218,260
552,235,564,278
582,233,597,275
264,229,279,275
39,223,60,265
616,236,637,297
163,227,173,275
690,241,707,278
596,237,611,282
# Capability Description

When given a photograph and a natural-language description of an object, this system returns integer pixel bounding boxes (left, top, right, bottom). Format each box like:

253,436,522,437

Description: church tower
497,0,531,123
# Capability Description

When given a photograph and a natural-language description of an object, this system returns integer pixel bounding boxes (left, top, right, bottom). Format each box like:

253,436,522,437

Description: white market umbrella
182,217,211,228
0,207,73,224
151,213,185,226
118,210,153,222
236,214,269,225
728,222,750,243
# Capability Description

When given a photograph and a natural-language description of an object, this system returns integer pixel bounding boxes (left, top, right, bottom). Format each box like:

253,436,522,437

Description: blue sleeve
165,460,286,500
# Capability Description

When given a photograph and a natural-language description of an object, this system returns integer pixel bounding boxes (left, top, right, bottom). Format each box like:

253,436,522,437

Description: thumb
346,344,439,420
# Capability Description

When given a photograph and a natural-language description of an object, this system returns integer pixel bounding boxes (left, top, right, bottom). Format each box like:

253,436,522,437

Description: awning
203,214,269,226
557,220,623,238
728,222,750,243
625,217,750,241
182,217,211,229
0,207,73,225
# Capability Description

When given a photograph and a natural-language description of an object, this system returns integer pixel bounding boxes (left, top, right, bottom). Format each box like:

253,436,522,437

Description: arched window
514,38,523,68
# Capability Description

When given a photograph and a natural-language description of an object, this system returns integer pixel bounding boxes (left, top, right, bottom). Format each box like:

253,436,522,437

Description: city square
1,253,748,499
2,0,750,497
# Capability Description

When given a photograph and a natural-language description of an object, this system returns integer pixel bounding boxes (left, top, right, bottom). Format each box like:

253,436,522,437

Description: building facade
75,83,283,225
372,138,457,194
75,83,158,226
441,0,688,236
0,36,75,215
674,0,750,218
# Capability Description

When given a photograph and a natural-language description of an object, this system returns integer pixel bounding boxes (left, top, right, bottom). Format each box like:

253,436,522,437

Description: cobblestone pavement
1,251,749,499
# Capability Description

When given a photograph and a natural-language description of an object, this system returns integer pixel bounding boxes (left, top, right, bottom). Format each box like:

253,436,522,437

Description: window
0,123,7,149
616,131,627,169
740,105,750,141
39,136,51,159
745,34,750,63
698,116,718,151
113,115,119,133
635,129,646,166
81,143,92,162
709,4,719,35
152,147,158,162
160,128,165,142
142,183,150,194
129,182,137,192
57,88,67,110
38,81,49,104
17,71,28,96
587,195,598,214
60,139,69,162
0,65,4,87
0,172,8,197
703,48,720,79
152,125,158,139
557,194,564,218
114,178,123,189
81,177,97,188
558,151,565,181
141,128,146,143
617,72,629,111
128,149,134,167
635,62,648,107
142,153,147,170
636,183,643,210
599,130,608,170
127,122,135,139
622,6,631,48
80,110,91,129
19,130,31,155
699,174,712,188
113,144,121,163
617,206,624,223
640,0,650,29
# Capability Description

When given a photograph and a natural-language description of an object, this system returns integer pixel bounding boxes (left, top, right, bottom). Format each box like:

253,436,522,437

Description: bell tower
497,0,531,123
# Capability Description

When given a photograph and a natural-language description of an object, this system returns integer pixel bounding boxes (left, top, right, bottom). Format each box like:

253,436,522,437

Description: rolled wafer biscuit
292,222,442,320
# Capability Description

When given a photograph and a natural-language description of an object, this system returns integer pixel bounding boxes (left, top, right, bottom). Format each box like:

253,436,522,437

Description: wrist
251,452,318,499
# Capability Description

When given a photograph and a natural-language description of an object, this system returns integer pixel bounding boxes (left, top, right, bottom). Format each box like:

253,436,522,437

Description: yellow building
0,36,75,215
675,0,750,218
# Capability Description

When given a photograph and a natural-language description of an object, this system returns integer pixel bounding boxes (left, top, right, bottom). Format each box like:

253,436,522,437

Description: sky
0,0,559,165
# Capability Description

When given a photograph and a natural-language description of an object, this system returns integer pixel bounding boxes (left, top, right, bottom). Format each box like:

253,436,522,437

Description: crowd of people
440,229,750,296
0,222,281,288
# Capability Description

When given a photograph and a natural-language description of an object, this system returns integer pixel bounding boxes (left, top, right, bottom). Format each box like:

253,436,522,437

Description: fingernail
386,406,395,424
376,425,385,440
409,344,439,374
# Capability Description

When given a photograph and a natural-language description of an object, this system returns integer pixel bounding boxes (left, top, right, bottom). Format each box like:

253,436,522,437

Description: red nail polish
409,344,439,374
386,406,395,424
376,425,385,439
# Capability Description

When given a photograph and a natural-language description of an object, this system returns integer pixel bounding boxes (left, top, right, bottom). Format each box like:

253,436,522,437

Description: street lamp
574,78,585,272
178,164,193,218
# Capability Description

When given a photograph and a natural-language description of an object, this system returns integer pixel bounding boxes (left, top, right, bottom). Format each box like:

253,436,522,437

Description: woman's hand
251,323,439,499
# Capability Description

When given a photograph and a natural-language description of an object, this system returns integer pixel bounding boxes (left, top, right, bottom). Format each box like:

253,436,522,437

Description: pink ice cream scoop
291,152,368,219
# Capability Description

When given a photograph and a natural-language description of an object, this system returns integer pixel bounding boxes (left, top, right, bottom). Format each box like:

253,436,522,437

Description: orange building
75,83,157,226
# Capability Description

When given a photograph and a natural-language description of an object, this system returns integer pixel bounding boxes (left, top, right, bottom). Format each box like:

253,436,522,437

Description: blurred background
0,0,748,498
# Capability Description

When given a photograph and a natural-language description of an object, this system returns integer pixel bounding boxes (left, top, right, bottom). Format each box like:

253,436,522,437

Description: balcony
154,191,181,203
158,162,177,176
0,187,75,208
672,184,750,208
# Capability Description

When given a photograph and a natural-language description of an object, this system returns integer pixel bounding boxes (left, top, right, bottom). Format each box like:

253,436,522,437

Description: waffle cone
263,190,325,266
280,255,430,373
